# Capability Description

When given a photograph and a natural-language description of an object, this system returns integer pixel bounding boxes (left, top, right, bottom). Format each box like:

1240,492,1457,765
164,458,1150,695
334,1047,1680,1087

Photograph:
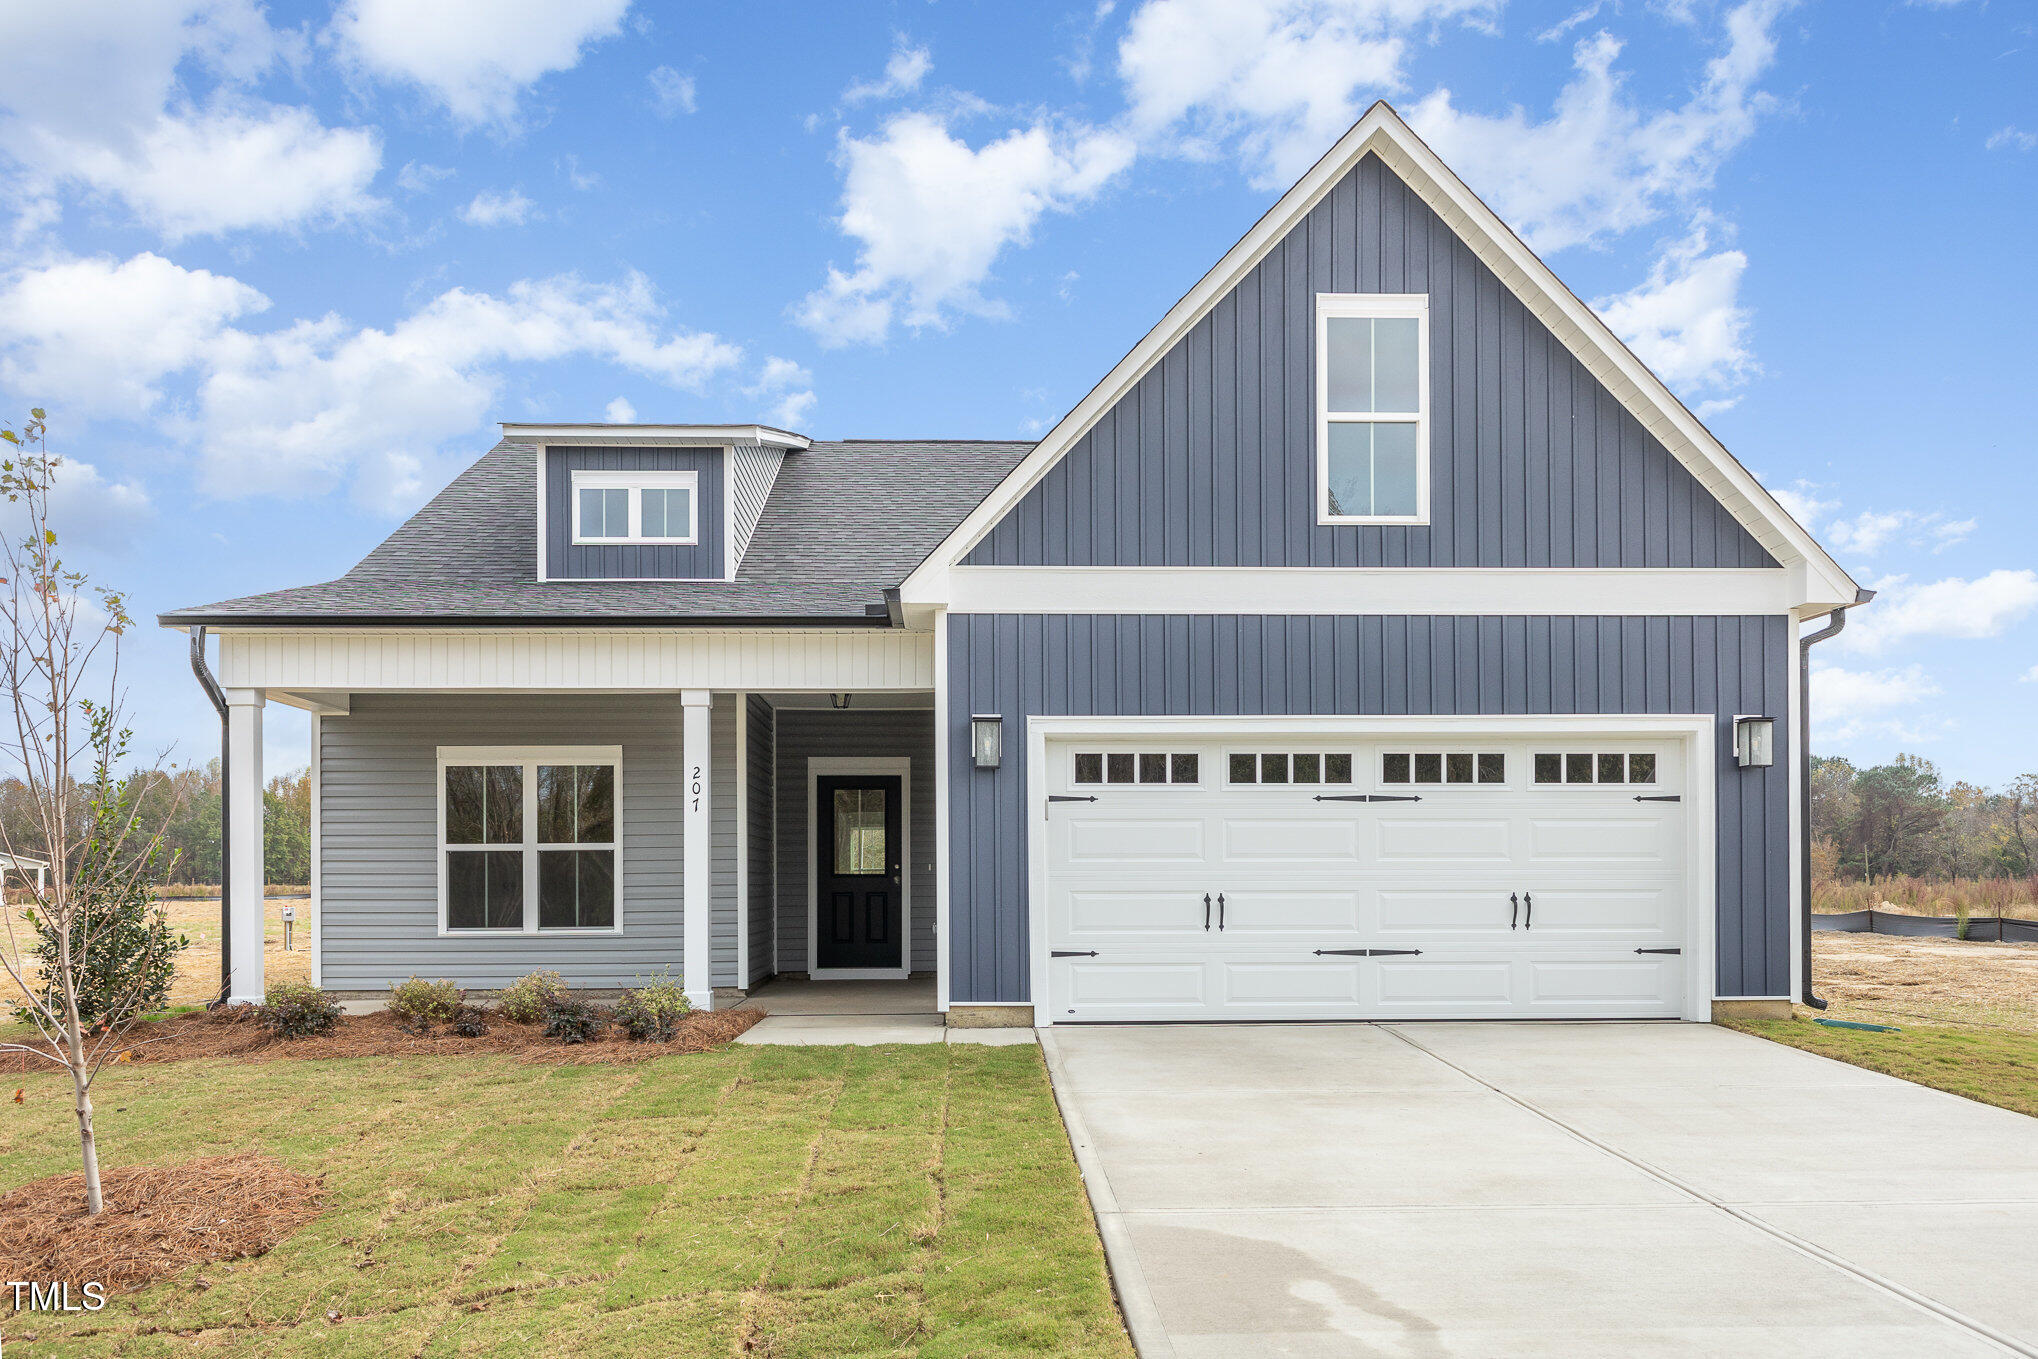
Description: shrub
540,994,609,1044
448,1005,490,1038
388,976,463,1032
497,971,566,1025
615,975,691,1042
11,842,185,1029
260,981,341,1039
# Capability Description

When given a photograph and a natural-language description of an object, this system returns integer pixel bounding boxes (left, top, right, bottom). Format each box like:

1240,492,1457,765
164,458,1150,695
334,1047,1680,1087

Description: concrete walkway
730,977,1034,1045
1042,1022,2038,1359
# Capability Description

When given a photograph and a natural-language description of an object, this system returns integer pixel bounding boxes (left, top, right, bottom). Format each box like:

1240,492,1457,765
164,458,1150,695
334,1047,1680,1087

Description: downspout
189,626,231,1010
1798,588,1875,1010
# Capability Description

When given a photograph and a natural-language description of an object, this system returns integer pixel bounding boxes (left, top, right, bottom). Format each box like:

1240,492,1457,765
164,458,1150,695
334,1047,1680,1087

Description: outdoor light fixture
1734,715,1775,768
829,693,852,710
971,714,1003,769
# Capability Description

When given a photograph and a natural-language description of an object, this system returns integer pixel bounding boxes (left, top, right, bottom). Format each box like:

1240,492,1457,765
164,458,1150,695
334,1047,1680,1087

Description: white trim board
942,567,1799,616
805,756,913,981
502,423,810,451
899,102,1857,613
1022,713,1717,1026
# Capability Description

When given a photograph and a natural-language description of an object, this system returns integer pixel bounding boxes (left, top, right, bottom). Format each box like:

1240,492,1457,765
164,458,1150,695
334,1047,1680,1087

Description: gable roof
160,438,1031,627
901,101,1859,610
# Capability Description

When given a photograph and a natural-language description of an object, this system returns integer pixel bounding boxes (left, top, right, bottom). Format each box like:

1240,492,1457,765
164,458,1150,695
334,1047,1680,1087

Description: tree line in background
1812,753,2038,883
2,760,310,888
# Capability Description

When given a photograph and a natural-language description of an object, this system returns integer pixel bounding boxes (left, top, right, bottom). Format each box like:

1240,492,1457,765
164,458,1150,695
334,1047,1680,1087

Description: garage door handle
1312,948,1423,957
1312,793,1424,803
1523,892,1532,929
1203,893,1212,931
1635,947,1681,955
1509,892,1518,930
1217,893,1226,930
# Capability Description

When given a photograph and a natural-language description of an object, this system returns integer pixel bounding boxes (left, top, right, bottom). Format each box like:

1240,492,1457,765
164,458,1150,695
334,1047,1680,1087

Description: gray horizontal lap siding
964,152,1772,569
747,696,776,987
546,446,725,580
775,708,938,975
318,693,683,990
946,613,1790,1004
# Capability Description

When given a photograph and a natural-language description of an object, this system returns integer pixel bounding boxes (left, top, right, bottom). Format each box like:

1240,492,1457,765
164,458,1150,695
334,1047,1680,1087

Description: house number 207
691,764,703,811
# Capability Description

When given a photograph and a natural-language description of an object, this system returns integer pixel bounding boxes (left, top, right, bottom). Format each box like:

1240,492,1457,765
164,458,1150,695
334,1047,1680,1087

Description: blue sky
1,0,2033,788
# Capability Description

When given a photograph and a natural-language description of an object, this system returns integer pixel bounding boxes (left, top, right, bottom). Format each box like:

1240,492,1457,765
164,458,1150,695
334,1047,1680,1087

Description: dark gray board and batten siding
746,695,776,987
318,693,685,990
544,446,725,580
945,613,1791,1005
964,152,1774,570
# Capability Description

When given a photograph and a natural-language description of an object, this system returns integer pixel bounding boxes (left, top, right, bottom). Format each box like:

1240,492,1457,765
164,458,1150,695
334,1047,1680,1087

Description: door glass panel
1259,753,1289,783
833,788,887,875
1413,753,1443,784
1445,753,1474,784
1074,753,1103,784
1598,753,1627,784
1534,753,1562,784
1324,753,1353,784
1138,753,1169,784
1566,753,1594,784
1292,753,1321,784
1170,753,1200,783
1628,752,1658,784
1477,753,1506,784
1229,753,1256,783
1106,753,1136,784
1381,753,1410,784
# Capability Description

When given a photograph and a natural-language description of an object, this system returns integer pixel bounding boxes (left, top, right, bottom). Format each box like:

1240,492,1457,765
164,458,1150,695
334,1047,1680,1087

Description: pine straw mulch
0,1152,324,1296
120,1004,762,1065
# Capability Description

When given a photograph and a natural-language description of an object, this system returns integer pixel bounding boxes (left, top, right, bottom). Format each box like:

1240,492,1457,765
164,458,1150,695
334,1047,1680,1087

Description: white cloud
798,113,1135,345
2022,663,2038,684
1840,570,2038,654
1769,478,1836,533
1986,126,2038,152
1408,0,1792,252
648,66,697,117
1116,0,1500,188
1811,662,1940,715
1536,3,1610,42
397,161,455,193
748,356,816,429
604,396,637,423
461,188,535,227
0,1,382,238
1824,509,1974,558
1594,215,1753,403
0,252,268,415
844,41,933,105
331,0,631,126
45,459,155,551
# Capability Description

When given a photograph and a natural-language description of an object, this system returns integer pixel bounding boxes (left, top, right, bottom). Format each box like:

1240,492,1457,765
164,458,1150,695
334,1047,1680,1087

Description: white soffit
902,102,1858,611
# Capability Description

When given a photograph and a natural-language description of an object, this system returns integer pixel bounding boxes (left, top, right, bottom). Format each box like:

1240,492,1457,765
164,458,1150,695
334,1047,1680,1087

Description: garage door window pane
1446,753,1474,784
1074,753,1103,784
1477,753,1506,784
1292,753,1321,784
1138,753,1168,784
1413,753,1443,784
1324,753,1352,784
1170,753,1199,783
1106,753,1136,784
1628,753,1657,784
1382,754,1410,784
1597,753,1626,784
1566,754,1594,784
1534,753,1562,784
1260,754,1289,784
1229,753,1256,783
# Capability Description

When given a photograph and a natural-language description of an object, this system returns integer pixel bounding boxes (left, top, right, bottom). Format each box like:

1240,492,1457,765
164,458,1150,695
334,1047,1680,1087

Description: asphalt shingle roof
159,439,1032,626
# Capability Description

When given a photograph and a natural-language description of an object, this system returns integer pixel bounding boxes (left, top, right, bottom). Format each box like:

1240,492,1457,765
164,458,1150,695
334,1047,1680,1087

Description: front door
815,774,904,972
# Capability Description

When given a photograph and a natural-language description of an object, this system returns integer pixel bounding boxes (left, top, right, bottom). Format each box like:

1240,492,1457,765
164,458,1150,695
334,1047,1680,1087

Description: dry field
1810,931,2038,1034
2,895,311,1010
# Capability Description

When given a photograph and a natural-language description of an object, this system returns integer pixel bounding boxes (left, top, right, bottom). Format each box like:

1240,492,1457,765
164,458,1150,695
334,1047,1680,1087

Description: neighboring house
1,852,49,893
160,104,1863,1025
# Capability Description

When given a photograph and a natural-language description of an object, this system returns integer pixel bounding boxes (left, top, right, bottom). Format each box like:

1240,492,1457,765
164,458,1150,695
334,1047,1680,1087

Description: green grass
1725,1015,2038,1119
1,1044,1133,1358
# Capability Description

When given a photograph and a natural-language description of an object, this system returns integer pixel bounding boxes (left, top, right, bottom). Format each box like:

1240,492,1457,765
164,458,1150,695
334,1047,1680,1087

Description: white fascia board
501,423,811,451
936,567,1798,616
900,101,1858,610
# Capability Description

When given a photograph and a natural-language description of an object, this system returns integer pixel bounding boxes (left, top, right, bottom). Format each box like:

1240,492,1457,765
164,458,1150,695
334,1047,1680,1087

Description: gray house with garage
161,103,1863,1026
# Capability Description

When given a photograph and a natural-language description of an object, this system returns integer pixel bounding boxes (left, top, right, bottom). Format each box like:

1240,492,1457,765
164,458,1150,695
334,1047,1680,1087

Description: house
159,103,1864,1026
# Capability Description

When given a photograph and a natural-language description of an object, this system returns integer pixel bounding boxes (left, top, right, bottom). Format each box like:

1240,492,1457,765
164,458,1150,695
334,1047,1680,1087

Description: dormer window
1316,293,1429,525
570,469,699,545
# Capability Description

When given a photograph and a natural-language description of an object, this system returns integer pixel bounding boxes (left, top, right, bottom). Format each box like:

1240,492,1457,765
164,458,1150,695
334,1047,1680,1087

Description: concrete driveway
1041,1023,2038,1358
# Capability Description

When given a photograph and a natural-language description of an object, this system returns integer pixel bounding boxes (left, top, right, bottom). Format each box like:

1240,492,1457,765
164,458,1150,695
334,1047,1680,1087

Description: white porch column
224,688,266,1004
681,690,714,1011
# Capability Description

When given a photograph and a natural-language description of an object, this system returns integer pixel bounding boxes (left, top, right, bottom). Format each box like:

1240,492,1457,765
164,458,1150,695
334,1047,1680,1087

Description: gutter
188,626,232,1009
156,611,895,630
1799,587,1875,1010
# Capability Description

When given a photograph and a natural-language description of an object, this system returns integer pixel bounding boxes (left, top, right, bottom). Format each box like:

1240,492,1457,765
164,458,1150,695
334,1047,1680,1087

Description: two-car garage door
1041,730,1699,1022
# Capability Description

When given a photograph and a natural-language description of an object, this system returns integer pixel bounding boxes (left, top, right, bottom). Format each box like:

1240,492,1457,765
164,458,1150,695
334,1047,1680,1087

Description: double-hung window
439,746,621,934
570,469,698,545
1316,293,1429,524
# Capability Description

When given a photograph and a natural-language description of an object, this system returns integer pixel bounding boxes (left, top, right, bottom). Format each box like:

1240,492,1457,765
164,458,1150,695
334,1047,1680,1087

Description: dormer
508,423,810,582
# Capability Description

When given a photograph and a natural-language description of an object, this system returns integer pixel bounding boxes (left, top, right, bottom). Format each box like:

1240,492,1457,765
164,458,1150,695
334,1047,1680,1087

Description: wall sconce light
1734,715,1774,768
971,714,1003,769
829,693,852,710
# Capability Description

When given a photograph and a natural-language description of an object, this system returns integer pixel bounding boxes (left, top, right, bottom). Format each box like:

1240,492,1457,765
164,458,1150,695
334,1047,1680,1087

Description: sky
0,0,2033,790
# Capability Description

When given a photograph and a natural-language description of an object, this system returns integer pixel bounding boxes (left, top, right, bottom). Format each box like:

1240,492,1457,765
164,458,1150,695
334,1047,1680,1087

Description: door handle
1217,892,1226,930
1523,892,1532,929
1509,892,1518,930
1203,892,1211,931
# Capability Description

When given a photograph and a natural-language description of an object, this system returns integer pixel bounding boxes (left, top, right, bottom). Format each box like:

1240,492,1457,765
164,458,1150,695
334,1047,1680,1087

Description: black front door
816,774,904,970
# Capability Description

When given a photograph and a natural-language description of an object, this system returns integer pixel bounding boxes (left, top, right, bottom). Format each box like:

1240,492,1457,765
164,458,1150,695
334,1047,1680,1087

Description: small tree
0,411,186,1215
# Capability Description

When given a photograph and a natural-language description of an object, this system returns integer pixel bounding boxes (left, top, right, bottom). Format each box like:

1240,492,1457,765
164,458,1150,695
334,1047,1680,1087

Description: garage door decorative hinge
1634,947,1682,955
1312,947,1424,957
1051,950,1100,958
1312,793,1423,803
1633,794,1681,802
1046,793,1098,819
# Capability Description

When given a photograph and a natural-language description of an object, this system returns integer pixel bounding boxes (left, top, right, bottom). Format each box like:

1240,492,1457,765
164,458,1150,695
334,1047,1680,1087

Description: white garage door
1042,733,1695,1022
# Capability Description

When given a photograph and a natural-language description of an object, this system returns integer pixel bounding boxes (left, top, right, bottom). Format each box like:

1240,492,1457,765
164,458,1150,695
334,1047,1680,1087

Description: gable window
1316,294,1429,524
439,746,621,934
570,470,698,545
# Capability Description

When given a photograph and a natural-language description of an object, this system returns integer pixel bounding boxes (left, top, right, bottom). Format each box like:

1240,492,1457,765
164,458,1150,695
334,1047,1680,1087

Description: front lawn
1,1044,1133,1357
1724,1015,2038,1120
